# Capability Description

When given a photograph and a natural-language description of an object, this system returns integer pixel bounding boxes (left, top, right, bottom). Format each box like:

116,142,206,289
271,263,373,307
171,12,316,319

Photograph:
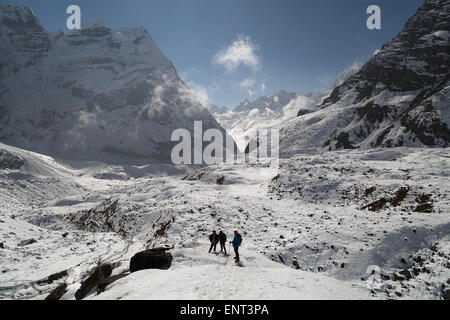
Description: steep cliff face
279,0,450,156
0,5,49,81
0,5,227,162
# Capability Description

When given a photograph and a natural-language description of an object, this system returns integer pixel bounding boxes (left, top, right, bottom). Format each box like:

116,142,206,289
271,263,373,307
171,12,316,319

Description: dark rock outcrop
443,289,450,300
66,199,135,238
0,149,26,169
216,176,225,185
75,264,112,300
37,270,68,285
45,283,68,301
96,273,129,294
18,238,36,246
130,247,173,273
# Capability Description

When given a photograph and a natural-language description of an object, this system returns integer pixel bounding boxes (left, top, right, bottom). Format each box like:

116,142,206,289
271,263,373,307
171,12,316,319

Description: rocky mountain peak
324,0,449,107
278,0,449,156
0,4,44,33
0,5,229,162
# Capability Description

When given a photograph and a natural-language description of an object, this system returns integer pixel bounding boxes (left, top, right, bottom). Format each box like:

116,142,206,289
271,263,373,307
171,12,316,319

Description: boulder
18,239,36,247
45,283,67,301
130,247,173,273
96,273,129,294
75,264,112,300
37,270,68,285
0,149,26,170
398,269,413,281
443,289,450,301
216,176,225,185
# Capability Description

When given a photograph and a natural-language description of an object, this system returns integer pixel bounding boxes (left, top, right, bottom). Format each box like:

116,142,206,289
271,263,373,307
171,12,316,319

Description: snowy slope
278,0,450,157
1,143,448,300
0,4,229,162
91,247,372,300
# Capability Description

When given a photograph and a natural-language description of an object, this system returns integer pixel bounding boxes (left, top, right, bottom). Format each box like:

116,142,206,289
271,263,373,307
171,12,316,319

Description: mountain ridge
0,4,228,163
278,0,449,157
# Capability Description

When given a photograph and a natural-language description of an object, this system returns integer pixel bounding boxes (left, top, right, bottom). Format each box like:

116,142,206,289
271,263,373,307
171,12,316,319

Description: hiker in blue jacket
231,230,242,262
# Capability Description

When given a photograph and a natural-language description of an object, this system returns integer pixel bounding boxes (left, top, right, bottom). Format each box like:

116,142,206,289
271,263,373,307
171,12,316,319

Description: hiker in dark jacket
231,231,242,262
208,230,219,253
218,231,227,254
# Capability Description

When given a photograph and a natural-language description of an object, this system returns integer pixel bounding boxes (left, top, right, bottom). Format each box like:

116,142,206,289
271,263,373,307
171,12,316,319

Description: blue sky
1,0,424,108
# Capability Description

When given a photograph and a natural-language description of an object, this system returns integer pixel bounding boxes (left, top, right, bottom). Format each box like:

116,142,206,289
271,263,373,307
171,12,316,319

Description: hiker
208,230,219,253
231,230,242,262
218,231,227,254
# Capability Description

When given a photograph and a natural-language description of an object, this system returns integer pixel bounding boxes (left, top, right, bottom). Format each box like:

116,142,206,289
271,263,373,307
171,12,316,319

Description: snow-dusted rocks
66,199,136,238
278,0,450,157
0,4,227,162
0,148,25,169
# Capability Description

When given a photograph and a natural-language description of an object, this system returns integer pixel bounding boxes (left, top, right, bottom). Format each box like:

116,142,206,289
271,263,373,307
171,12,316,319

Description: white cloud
238,79,267,98
185,81,216,107
213,35,261,72
190,84,210,106
318,61,362,89
181,70,219,107
239,78,256,89
317,75,333,87
373,48,381,56
333,61,362,87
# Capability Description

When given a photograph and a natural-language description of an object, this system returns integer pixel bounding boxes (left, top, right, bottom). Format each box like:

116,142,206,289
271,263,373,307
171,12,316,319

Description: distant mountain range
210,64,361,152
210,90,328,151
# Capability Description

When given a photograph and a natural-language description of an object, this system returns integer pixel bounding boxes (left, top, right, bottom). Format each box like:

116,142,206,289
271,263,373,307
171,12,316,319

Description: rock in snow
18,238,36,247
44,283,68,301
75,264,113,300
130,248,173,273
0,149,26,170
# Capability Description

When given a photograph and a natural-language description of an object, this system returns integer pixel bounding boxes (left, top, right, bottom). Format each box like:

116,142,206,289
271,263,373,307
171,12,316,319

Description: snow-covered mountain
279,0,450,157
0,4,228,162
212,61,363,152
212,90,330,151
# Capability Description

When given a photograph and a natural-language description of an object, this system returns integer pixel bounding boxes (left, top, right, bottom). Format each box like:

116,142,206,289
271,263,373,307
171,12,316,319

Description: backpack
234,234,242,246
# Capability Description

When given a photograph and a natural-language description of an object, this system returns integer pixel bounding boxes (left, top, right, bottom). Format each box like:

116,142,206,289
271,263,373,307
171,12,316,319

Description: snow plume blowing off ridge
0,4,232,163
